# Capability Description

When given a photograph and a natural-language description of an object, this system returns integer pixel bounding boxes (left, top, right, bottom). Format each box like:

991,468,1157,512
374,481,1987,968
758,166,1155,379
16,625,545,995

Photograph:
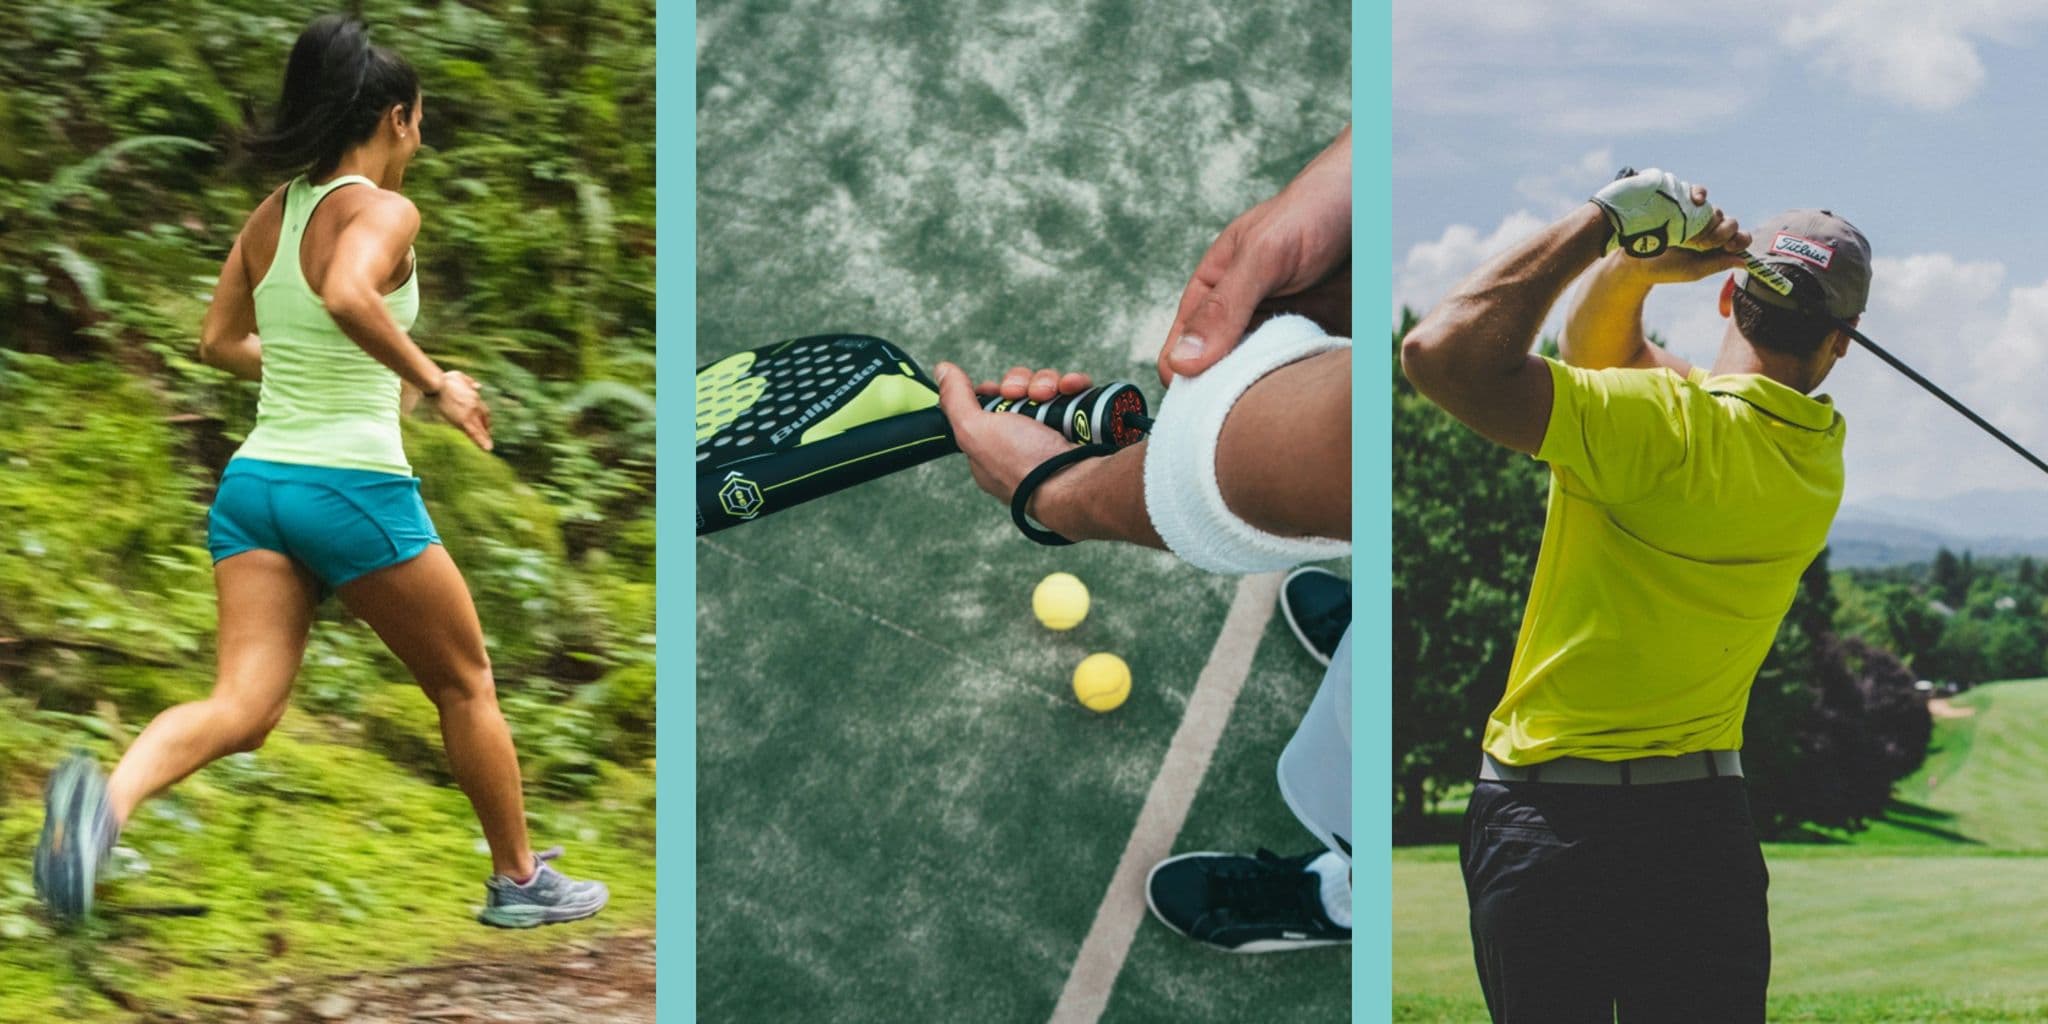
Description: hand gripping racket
696,334,1151,535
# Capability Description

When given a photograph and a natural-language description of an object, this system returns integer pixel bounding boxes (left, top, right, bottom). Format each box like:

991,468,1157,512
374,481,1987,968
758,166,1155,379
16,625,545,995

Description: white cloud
1514,149,1617,215
1394,211,1550,322
1780,0,2047,111
1634,249,2048,501
1397,0,2048,120
1398,49,1766,138
1775,252,2048,500
1395,2,1774,135
1872,253,2007,315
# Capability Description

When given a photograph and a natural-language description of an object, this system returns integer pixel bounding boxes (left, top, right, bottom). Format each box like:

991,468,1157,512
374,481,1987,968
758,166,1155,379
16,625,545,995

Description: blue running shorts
207,458,441,590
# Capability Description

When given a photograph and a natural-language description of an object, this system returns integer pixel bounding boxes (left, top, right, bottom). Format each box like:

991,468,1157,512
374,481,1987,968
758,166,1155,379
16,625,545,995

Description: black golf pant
1460,777,1769,1024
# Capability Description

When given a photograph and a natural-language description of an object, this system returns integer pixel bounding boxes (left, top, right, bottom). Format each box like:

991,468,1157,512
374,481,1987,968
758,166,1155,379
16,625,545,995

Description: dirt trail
144,931,654,1024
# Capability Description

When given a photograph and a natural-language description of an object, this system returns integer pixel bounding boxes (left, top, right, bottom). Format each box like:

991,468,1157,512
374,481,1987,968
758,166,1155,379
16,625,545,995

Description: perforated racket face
696,351,767,442
695,335,937,470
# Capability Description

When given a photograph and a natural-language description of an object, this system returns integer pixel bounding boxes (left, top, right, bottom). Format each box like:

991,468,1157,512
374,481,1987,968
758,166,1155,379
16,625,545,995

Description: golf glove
1590,167,1716,258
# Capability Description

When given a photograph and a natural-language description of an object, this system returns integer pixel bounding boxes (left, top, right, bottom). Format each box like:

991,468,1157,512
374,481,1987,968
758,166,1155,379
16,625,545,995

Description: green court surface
1396,679,2048,1022
696,1,1349,1020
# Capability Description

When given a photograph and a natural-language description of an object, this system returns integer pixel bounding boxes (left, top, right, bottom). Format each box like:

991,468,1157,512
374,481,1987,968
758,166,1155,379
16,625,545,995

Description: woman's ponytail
244,15,418,178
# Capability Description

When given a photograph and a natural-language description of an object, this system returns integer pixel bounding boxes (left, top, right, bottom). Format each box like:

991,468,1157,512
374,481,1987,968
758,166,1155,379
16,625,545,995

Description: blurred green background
696,1,1350,1021
0,1,653,1019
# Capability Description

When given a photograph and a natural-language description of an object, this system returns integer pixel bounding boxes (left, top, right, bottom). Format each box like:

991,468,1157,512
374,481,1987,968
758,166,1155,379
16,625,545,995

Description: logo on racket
718,471,764,520
1073,410,1092,444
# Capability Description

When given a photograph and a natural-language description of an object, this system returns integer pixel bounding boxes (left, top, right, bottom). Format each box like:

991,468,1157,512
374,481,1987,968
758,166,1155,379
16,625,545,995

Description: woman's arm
322,192,493,451
321,194,444,394
198,234,264,381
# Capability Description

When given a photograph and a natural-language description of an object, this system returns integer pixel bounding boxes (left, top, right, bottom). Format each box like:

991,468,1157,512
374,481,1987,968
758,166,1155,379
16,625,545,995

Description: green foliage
361,682,449,781
1839,549,2048,687
1749,553,1932,835
0,352,217,676
1390,320,1547,836
0,3,653,1013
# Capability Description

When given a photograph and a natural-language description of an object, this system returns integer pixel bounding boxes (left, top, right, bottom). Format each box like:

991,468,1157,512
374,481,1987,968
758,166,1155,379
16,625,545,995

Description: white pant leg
1278,624,1351,863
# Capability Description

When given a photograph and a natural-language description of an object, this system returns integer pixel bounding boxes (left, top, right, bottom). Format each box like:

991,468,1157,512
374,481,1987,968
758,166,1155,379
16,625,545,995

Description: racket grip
976,382,1150,448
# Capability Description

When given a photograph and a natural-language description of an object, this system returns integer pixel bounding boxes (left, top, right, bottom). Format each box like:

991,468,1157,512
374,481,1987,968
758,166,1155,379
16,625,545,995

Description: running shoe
478,846,609,928
33,751,118,924
1281,566,1350,667
1145,848,1350,953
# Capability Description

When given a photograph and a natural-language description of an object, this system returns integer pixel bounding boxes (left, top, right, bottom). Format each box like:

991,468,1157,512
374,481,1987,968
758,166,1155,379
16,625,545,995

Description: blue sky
1394,0,2048,503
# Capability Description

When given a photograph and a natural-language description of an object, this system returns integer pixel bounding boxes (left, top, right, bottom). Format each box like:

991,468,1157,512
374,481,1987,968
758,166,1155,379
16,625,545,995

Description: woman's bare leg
106,550,317,826
338,545,534,879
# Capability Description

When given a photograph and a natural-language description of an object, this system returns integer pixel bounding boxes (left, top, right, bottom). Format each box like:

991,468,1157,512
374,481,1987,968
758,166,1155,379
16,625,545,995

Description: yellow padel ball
1033,572,1090,631
1073,653,1131,713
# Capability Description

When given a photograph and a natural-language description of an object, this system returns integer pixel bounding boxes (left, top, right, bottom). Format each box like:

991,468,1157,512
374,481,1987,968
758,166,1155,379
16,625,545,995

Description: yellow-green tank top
236,174,419,475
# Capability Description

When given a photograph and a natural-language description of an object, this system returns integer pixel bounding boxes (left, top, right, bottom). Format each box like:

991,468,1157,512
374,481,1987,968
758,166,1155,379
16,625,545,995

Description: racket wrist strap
1012,443,1116,546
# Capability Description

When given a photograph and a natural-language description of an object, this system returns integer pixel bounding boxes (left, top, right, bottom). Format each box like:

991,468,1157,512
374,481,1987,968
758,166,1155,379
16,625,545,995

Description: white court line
1048,571,1284,1024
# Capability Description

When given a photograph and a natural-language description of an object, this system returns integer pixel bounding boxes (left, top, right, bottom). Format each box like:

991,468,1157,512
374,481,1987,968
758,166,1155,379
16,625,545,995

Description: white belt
1479,750,1743,785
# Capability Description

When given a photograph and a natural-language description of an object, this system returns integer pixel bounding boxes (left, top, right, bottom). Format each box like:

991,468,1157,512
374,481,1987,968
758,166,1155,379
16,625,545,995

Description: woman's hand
433,371,494,451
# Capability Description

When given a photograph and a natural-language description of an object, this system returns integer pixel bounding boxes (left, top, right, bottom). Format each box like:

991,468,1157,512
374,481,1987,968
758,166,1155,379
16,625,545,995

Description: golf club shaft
1839,324,2048,478
1739,252,2048,477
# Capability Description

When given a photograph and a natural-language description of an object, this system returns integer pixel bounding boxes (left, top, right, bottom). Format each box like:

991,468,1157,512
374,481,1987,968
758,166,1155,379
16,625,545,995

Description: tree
1743,549,1836,834
1932,547,1970,606
1879,583,1947,670
1745,551,1935,834
1782,636,1932,830
1390,317,1549,837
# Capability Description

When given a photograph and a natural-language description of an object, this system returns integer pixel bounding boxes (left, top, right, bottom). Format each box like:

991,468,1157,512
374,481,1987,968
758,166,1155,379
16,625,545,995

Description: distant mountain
1831,488,2048,568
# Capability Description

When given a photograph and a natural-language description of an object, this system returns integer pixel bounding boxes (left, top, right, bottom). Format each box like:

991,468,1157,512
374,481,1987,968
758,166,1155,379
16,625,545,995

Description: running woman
33,14,607,929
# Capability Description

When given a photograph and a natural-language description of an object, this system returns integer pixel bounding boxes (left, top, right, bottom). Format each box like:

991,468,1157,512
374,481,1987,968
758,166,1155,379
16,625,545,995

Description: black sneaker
1281,567,1349,667
1145,848,1350,953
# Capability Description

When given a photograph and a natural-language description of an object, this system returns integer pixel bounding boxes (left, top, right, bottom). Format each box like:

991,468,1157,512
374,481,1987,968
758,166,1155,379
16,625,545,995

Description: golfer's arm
1561,252,1691,373
324,198,447,395
1034,349,1352,545
198,235,264,382
1399,204,1609,453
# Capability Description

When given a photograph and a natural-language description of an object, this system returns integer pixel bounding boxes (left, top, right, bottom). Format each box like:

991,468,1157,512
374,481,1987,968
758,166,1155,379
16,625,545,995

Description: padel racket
696,334,1150,535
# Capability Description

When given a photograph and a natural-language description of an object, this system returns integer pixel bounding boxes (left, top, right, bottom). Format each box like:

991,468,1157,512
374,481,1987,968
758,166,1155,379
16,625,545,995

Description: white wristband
1142,315,1351,574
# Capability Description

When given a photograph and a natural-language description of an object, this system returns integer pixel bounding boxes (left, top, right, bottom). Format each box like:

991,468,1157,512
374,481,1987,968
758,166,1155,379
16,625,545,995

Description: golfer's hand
934,361,1090,505
1591,168,1729,258
1607,198,1752,286
433,371,494,452
1159,128,1352,386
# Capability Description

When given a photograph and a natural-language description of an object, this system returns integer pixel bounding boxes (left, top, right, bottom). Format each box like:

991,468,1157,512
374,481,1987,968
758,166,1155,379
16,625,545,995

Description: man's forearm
1032,350,1351,547
1033,444,1163,548
1404,205,1608,382
1561,253,1656,369
1396,204,1609,452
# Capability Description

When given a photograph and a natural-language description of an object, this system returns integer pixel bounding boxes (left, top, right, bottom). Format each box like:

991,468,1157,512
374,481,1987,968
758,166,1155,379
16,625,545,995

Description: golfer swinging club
32,14,607,928
1402,168,1873,1021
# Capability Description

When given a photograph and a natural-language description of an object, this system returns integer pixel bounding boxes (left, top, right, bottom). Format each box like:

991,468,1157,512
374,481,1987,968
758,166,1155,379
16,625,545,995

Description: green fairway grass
1395,678,2048,1021
696,2,1350,1019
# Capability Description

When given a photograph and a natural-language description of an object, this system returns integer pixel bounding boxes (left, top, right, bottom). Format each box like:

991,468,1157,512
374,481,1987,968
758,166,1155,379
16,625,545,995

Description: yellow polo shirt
1482,357,1846,764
